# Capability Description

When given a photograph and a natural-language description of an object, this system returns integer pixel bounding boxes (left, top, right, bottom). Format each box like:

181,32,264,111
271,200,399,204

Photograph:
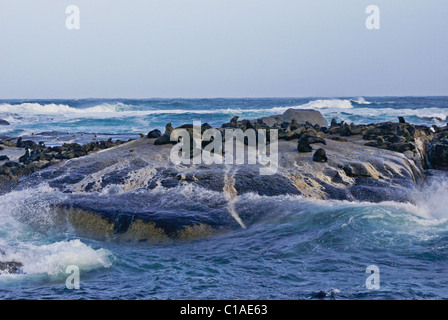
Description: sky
0,0,447,99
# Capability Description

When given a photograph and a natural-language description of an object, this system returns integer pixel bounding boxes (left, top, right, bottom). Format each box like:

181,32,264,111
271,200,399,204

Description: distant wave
0,99,356,117
297,99,355,110
350,97,372,105
0,99,446,128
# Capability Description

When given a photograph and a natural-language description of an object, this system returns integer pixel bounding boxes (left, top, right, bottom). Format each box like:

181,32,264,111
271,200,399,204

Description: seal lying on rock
147,129,162,139
154,123,175,145
313,148,328,163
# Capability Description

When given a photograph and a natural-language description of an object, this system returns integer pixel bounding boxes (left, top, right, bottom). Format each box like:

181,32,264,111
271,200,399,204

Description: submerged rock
0,119,10,126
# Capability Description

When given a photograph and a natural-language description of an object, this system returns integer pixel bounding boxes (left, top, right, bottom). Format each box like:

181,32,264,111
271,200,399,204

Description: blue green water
1,97,448,299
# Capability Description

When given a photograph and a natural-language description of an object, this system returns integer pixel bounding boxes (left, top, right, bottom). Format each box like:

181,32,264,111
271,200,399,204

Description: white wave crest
296,99,354,110
0,239,112,277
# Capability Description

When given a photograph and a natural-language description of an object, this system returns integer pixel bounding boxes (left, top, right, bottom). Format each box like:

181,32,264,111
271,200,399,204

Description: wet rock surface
0,137,129,187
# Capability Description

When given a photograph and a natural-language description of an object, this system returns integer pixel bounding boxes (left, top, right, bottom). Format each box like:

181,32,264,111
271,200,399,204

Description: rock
388,142,415,153
314,291,328,299
297,135,313,153
313,148,328,163
147,129,162,139
3,161,22,168
398,117,406,124
0,155,10,161
0,261,23,274
428,144,448,169
3,140,15,147
282,109,328,127
0,166,11,175
261,115,283,127
0,119,10,126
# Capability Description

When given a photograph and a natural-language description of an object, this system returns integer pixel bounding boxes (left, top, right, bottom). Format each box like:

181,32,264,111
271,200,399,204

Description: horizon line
1,94,448,100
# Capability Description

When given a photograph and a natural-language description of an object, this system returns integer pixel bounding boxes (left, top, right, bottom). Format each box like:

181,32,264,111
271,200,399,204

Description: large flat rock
10,134,425,241
282,109,328,127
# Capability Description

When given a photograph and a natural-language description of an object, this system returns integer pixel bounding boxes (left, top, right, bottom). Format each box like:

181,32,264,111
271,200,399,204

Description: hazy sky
0,0,447,98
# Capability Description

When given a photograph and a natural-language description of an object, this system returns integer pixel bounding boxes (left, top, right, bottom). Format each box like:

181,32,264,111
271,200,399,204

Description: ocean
1,96,448,299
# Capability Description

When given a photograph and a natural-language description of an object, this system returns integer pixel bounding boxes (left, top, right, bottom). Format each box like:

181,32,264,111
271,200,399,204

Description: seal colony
1,108,448,260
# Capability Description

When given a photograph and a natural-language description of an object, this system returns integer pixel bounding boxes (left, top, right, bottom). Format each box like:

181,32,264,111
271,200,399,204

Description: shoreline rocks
0,136,131,187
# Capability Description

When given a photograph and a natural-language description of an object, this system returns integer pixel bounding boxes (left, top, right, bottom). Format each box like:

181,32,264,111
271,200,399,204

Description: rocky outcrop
0,119,10,126
282,109,328,127
4,113,447,242
0,138,130,187
9,126,427,242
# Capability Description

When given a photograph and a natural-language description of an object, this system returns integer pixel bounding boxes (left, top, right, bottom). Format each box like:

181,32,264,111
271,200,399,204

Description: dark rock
0,155,10,161
0,166,11,175
0,261,23,274
147,129,162,139
428,144,448,169
313,148,328,162
314,291,327,299
260,115,282,127
398,117,406,124
3,161,22,168
388,142,415,153
3,140,15,147
201,123,213,133
0,119,10,126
